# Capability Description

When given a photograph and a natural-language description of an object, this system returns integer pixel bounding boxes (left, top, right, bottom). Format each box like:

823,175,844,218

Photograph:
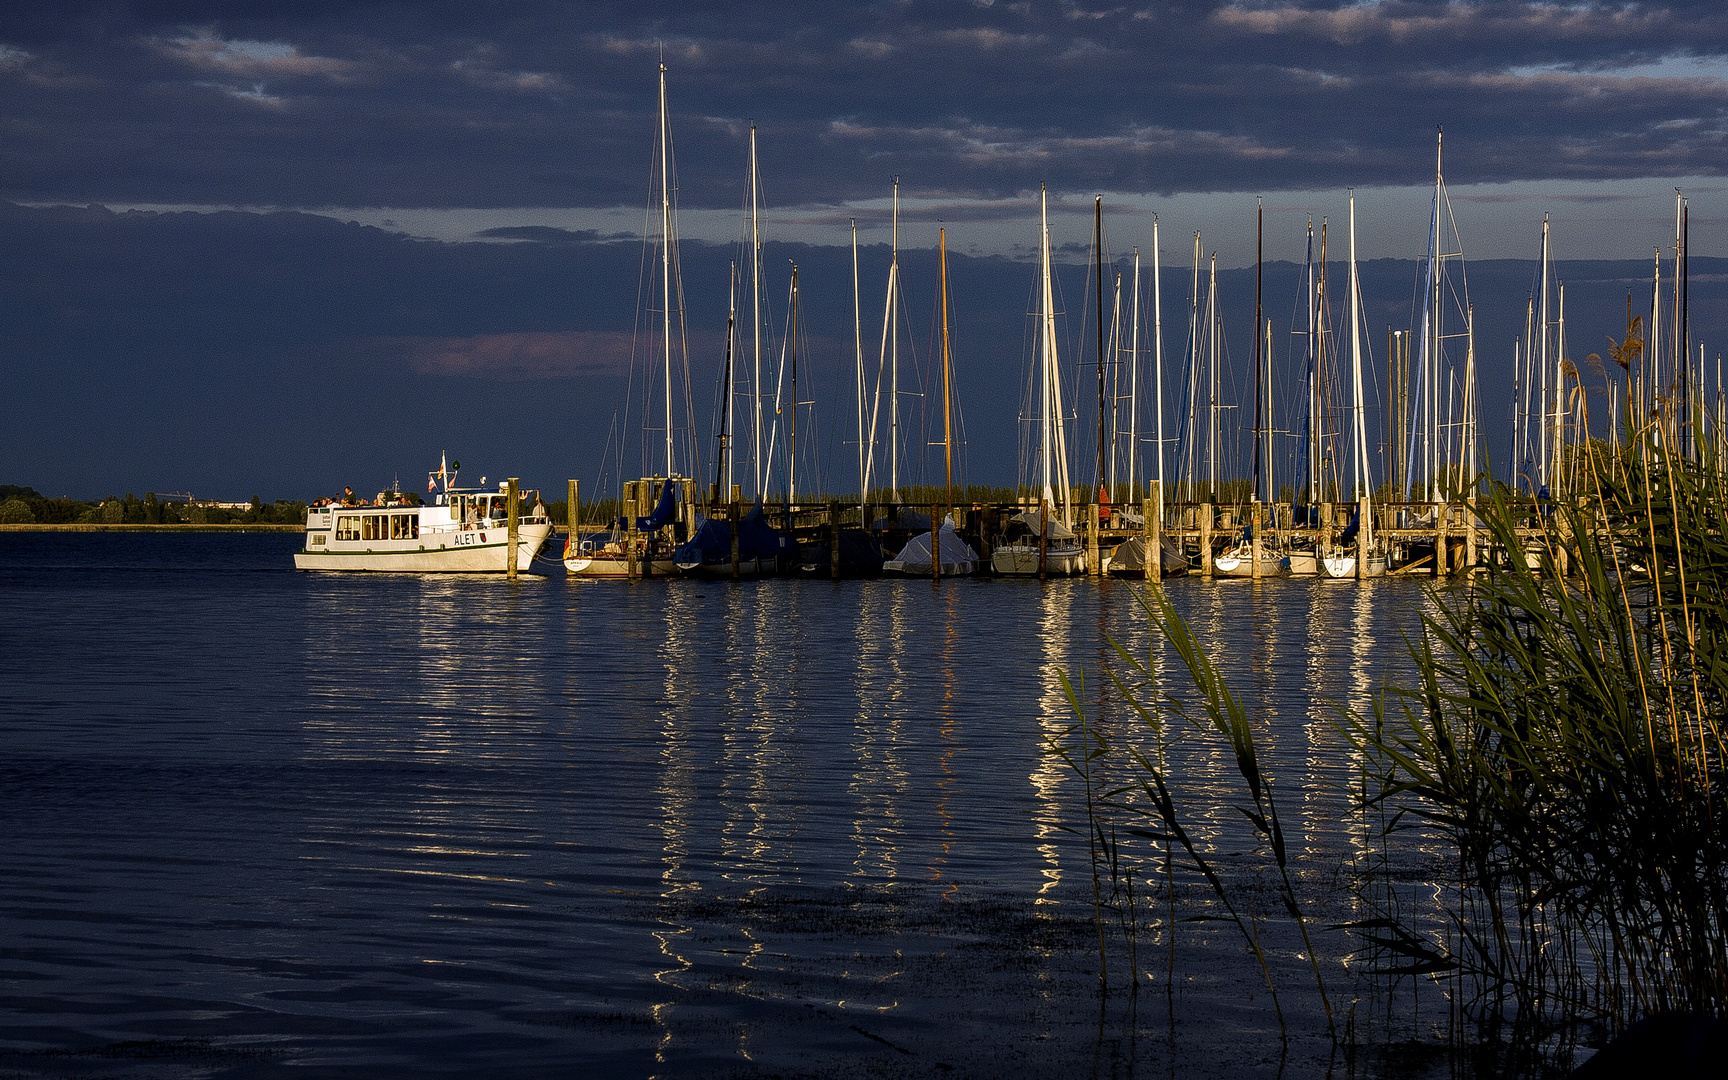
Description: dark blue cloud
3,201,1723,501
0,1,1723,211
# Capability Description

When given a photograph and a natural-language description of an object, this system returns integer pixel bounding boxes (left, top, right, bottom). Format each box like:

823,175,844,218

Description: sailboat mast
1556,282,1568,487
1040,185,1071,524
852,219,865,512
788,263,799,506
1152,218,1166,503
749,124,763,499
1108,271,1123,495
1184,231,1199,500
1348,191,1371,543
1466,303,1477,493
1538,215,1551,490
1207,252,1218,500
718,261,737,499
1094,196,1107,506
1130,248,1141,498
1040,187,1053,509
1253,198,1264,503
1305,219,1318,505
891,180,901,501
658,64,675,480
939,228,954,507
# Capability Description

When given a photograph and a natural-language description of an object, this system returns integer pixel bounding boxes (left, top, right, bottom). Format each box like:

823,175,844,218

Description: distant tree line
0,485,306,526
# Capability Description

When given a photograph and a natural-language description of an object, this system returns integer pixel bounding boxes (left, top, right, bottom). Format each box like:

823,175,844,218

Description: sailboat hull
1213,549,1288,578
991,543,1086,576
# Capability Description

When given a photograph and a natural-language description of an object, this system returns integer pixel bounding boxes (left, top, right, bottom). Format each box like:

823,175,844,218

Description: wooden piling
1088,504,1099,576
1200,502,1213,577
1464,498,1477,573
506,477,519,579
626,481,639,580
1144,494,1154,583
730,499,741,579
1250,499,1262,580
566,479,578,563
932,505,941,584
1434,501,1448,577
1356,497,1368,581
1038,497,1048,581
830,499,841,579
1320,501,1332,554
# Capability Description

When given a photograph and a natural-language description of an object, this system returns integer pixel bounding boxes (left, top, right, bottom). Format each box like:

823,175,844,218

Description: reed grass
1058,430,1728,1067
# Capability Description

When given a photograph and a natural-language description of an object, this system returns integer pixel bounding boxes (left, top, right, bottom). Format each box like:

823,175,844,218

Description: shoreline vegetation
0,485,307,528
0,522,304,532
1058,429,1728,1076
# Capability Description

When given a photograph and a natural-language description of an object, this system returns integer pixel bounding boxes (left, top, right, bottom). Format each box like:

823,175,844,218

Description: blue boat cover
672,500,786,564
636,481,678,531
1339,506,1361,547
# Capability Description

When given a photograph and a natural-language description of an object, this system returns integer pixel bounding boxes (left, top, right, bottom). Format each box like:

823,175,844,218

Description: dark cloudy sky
3,2,1725,500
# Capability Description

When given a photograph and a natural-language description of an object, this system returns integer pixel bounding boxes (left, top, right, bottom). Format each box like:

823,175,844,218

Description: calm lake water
0,533,1457,1078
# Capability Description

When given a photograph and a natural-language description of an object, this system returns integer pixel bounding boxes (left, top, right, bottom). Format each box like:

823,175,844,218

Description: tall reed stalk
1354,434,1728,1037
1059,431,1727,1064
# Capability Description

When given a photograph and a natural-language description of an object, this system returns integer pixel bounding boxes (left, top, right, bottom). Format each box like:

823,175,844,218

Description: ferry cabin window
336,516,360,541
361,515,379,541
390,514,418,540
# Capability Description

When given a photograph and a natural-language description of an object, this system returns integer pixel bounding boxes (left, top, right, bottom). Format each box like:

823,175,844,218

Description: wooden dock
563,490,1561,580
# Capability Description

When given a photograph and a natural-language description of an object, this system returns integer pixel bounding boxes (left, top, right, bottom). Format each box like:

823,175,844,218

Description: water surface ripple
0,534,1439,1078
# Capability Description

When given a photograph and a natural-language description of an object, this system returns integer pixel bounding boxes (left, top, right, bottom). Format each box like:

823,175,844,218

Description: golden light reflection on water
653,583,701,1066
720,582,779,883
849,582,909,882
280,568,1443,1062
1030,581,1076,904
924,582,968,896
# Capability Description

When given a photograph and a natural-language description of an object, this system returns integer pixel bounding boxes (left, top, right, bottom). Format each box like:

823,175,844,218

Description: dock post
1145,493,1157,583
1465,497,1477,573
730,499,741,579
626,481,639,580
1088,503,1099,576
932,502,942,584
1250,499,1262,580
830,499,841,579
1038,498,1048,580
1356,497,1368,580
1434,501,1448,577
506,477,519,579
567,479,579,564
1320,501,1332,556
1200,502,1214,577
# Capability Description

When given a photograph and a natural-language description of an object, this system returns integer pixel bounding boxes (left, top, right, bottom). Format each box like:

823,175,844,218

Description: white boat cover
1009,508,1077,541
886,515,979,574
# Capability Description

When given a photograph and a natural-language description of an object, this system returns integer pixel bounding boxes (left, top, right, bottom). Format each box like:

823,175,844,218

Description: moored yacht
296,480,550,572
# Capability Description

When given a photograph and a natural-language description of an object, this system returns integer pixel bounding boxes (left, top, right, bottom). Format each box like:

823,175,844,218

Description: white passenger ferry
295,481,551,572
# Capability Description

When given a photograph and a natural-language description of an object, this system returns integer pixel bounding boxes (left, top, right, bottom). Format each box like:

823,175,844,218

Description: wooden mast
714,261,737,503
937,226,954,583
1094,196,1106,520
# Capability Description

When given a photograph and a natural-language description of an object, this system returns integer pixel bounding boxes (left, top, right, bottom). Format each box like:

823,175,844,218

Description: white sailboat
885,228,978,577
995,185,1084,576
567,64,695,578
1320,190,1386,578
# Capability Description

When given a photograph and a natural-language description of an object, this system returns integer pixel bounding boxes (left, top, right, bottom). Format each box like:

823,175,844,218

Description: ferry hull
295,526,550,572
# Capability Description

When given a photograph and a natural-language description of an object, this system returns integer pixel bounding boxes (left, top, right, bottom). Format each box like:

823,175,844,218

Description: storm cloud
0,1,1724,215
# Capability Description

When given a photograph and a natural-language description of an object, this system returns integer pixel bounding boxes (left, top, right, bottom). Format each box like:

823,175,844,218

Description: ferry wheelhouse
295,481,551,572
